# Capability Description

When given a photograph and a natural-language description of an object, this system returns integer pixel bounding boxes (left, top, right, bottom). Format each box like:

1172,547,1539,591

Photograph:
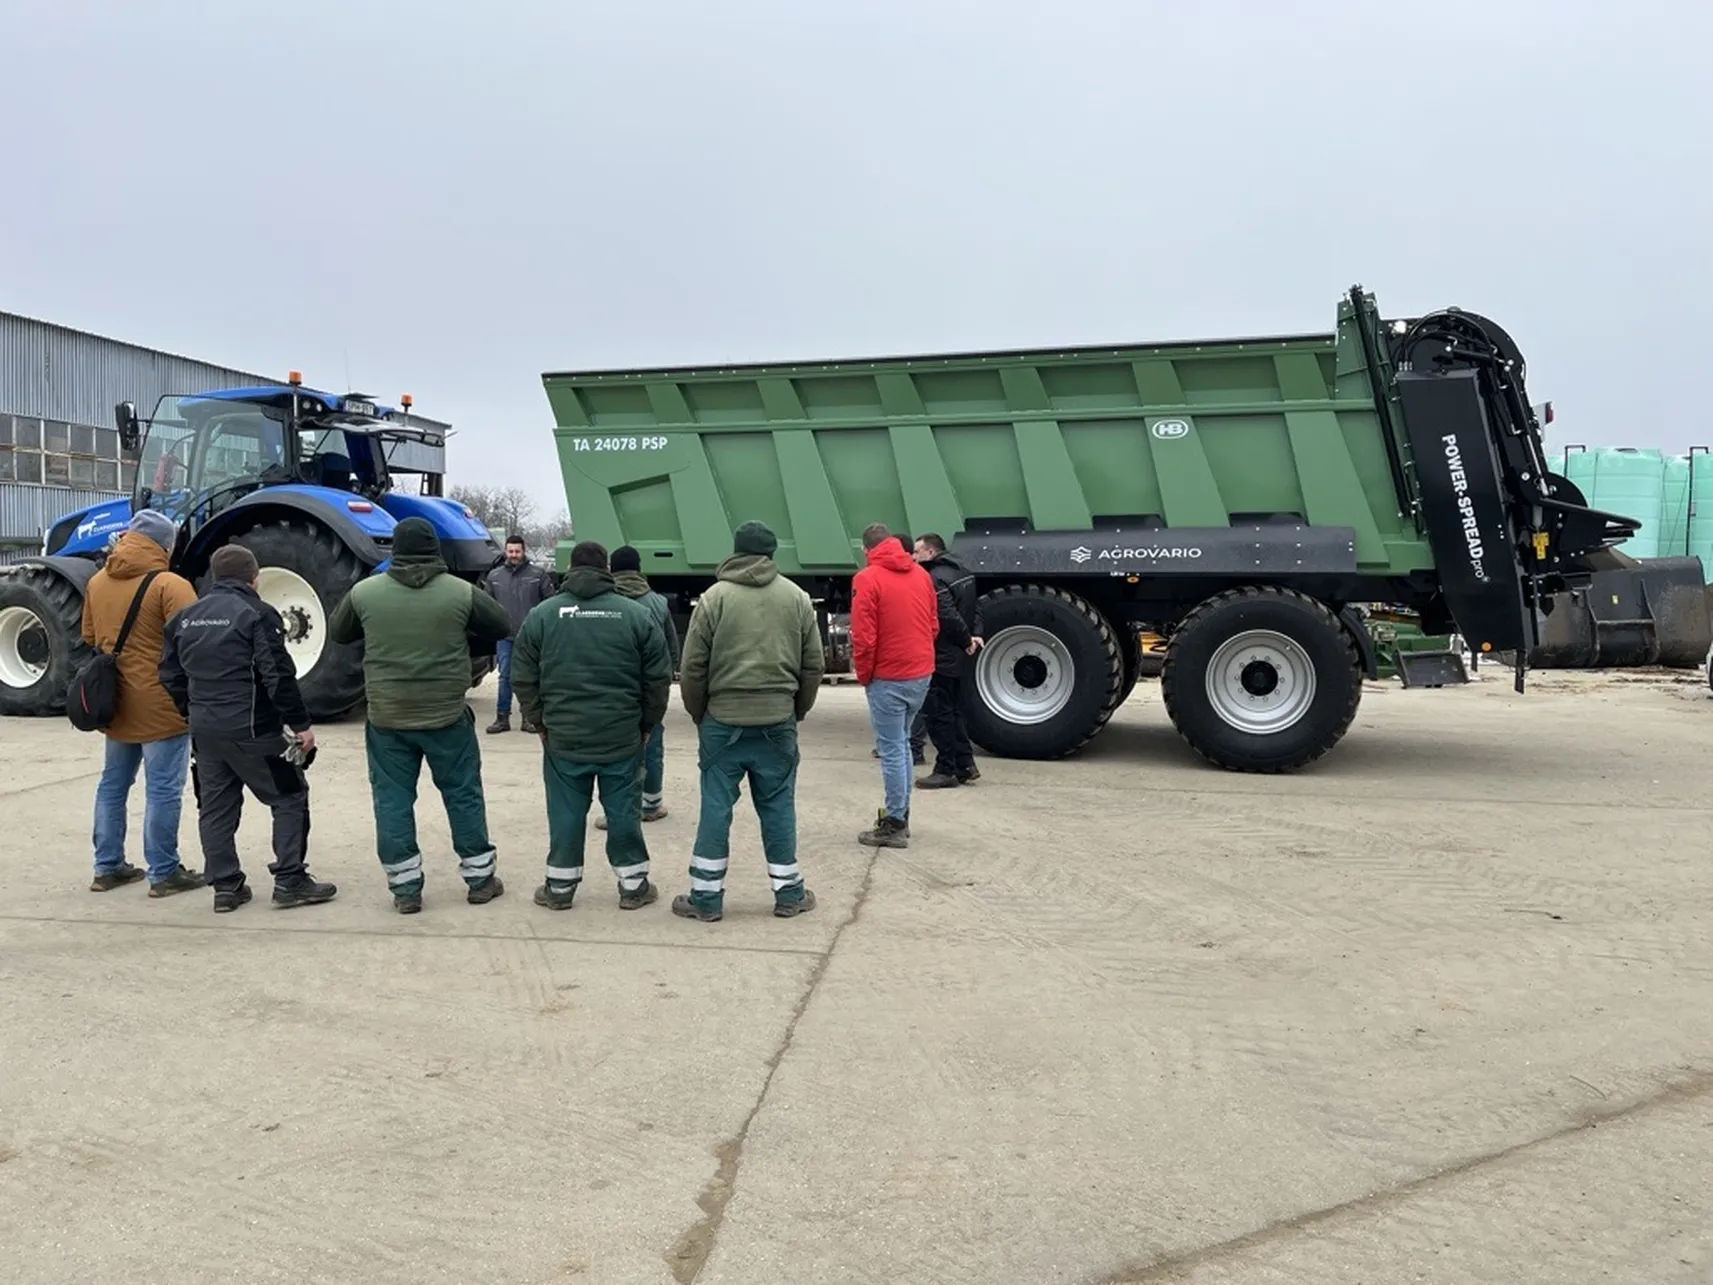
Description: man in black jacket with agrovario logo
158,544,339,914
911,532,984,790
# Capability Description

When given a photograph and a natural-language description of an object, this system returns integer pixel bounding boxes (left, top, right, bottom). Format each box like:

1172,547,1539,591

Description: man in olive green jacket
674,520,825,923
327,516,513,913
510,541,673,912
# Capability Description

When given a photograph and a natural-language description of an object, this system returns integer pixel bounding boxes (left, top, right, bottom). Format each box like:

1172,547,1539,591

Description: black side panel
1395,368,1532,654
949,525,1359,577
441,538,503,578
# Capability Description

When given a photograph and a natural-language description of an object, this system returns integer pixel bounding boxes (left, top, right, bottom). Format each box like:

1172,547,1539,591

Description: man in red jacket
850,522,938,848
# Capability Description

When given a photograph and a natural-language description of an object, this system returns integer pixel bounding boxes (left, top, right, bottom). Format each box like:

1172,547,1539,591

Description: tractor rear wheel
218,519,370,722
0,567,90,717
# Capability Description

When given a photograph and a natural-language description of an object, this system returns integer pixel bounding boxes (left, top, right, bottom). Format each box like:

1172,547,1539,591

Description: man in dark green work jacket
510,540,673,912
594,543,681,832
327,517,513,913
675,520,825,923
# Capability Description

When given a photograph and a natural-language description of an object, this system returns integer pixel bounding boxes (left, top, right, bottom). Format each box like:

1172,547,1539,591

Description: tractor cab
116,377,424,532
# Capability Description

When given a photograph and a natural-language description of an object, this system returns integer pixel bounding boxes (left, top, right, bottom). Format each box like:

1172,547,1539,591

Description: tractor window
199,413,286,497
298,428,358,490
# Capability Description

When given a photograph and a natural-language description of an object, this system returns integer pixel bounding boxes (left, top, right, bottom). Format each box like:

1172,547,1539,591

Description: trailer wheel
0,568,90,717
217,519,370,722
964,584,1124,759
1161,586,1362,773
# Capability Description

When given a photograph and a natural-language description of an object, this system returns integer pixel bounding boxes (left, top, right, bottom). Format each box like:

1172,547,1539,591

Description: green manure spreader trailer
542,286,1638,773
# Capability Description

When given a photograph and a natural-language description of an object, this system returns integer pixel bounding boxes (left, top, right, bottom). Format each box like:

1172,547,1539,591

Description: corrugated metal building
0,310,450,559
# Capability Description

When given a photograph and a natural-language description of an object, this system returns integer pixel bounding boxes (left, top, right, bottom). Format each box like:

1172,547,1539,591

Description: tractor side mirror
114,401,141,452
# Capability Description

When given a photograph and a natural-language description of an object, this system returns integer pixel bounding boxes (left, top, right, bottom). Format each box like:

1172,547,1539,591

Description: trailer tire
217,519,370,722
0,568,91,717
1161,586,1362,773
964,584,1124,760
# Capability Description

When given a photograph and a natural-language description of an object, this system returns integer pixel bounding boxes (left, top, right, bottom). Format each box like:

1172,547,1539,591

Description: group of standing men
77,507,986,920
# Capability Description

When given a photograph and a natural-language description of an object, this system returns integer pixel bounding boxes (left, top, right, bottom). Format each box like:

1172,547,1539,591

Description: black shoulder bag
67,570,163,733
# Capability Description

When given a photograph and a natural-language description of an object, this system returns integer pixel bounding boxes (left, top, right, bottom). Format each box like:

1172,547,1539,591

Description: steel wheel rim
255,566,329,676
0,604,49,689
975,624,1076,725
1204,629,1317,734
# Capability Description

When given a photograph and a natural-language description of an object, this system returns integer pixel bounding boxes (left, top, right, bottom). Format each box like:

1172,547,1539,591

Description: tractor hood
44,498,134,558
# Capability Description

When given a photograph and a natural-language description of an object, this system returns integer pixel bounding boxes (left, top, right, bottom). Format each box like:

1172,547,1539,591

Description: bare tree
450,485,567,560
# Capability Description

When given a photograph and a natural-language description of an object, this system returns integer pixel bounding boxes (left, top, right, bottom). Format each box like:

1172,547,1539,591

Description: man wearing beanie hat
509,540,673,912
674,519,825,922
593,544,680,831
80,508,205,896
328,516,514,912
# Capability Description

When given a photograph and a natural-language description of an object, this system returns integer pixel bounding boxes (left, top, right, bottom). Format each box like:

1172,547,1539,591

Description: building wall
0,310,278,546
0,310,452,547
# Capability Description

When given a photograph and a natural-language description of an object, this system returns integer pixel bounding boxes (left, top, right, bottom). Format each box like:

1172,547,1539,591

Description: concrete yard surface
2,670,1711,1284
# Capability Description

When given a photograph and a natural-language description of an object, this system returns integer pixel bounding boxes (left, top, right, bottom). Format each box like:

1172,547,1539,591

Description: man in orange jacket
81,509,206,896
849,522,938,849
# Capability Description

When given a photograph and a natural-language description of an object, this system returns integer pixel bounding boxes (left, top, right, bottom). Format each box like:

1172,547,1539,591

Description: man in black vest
911,533,983,789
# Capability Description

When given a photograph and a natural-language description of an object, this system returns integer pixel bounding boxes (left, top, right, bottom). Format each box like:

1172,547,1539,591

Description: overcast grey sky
4,1,1709,510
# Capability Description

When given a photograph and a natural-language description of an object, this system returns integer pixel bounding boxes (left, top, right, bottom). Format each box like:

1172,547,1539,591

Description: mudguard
2,554,101,592
1338,606,1380,680
187,485,396,574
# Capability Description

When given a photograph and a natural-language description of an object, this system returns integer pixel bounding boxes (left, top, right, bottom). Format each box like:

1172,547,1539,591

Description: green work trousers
689,715,805,915
544,748,650,899
365,707,497,898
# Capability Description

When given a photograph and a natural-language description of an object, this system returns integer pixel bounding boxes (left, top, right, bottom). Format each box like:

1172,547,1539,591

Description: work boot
596,806,668,831
520,718,540,735
272,873,338,908
533,883,577,911
466,873,505,905
486,713,511,734
619,879,659,911
957,766,981,784
915,772,961,789
857,810,910,849
394,893,423,915
89,863,146,892
671,894,722,923
774,888,817,919
148,865,208,898
213,884,254,914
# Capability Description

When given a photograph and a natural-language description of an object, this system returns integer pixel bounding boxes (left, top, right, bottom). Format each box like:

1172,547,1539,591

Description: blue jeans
92,733,191,884
866,676,931,820
495,639,514,715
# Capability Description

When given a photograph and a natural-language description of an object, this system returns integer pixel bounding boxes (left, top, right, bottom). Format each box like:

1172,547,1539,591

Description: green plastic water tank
1561,447,1596,498
1660,454,1692,557
1687,451,1713,581
1588,447,1664,558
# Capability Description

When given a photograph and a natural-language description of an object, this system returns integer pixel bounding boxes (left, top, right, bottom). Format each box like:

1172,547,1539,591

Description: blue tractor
0,376,502,720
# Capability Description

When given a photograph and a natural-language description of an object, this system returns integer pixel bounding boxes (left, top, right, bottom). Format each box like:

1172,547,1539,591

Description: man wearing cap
80,509,206,897
328,516,514,913
595,544,680,828
158,543,339,912
674,520,825,923
509,540,673,912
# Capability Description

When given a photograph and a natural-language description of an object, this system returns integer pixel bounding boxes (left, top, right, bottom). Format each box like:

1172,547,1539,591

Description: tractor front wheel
0,568,90,717
217,520,370,722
